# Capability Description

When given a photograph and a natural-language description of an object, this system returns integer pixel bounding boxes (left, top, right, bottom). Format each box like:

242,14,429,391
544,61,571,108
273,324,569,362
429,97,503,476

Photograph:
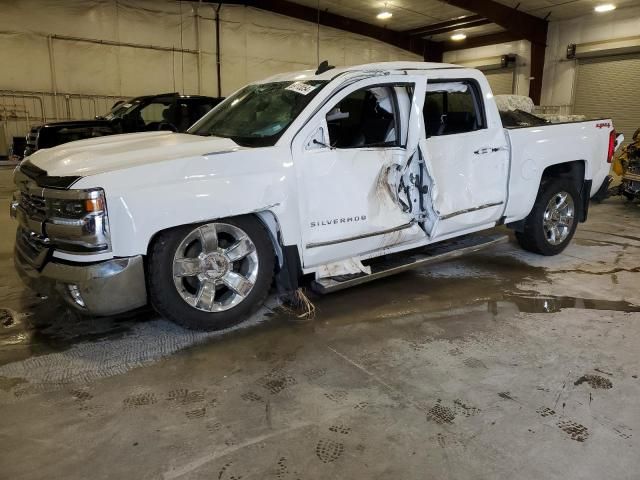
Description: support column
424,41,444,63
529,41,546,105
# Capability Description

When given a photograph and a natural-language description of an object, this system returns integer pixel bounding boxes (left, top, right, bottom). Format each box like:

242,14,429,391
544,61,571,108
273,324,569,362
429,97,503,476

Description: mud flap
580,179,592,221
591,176,611,204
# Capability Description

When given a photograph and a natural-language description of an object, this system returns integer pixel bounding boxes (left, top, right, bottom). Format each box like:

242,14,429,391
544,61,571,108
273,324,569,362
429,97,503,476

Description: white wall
0,0,420,99
443,40,532,96
540,5,640,107
220,6,420,95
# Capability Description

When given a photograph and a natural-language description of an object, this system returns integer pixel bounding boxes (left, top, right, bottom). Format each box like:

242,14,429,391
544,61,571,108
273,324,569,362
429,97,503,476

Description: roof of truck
259,61,463,83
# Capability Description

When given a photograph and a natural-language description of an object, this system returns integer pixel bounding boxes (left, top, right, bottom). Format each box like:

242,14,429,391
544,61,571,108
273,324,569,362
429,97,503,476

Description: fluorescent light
377,11,392,20
594,4,616,12
450,33,467,41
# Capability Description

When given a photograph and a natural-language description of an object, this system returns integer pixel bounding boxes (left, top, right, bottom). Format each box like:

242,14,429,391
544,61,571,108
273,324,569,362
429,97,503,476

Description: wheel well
541,160,585,193
145,211,302,292
254,211,303,292
541,160,591,222
508,160,589,233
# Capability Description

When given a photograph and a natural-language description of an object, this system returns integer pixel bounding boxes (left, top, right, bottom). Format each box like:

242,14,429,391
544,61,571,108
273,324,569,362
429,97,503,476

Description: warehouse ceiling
290,0,639,39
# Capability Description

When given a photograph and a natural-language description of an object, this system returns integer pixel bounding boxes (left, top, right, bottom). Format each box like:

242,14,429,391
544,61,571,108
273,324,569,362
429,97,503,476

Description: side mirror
305,127,331,150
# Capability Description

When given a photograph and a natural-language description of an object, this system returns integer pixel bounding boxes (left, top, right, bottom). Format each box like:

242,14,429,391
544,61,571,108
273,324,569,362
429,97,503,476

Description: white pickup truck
11,61,618,331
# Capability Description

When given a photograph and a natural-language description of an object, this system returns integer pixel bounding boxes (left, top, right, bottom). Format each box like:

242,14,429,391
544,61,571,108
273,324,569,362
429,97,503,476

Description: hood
41,119,111,128
27,132,241,178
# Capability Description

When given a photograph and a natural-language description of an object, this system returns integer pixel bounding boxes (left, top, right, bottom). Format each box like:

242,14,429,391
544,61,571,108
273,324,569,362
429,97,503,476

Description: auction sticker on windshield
285,82,318,95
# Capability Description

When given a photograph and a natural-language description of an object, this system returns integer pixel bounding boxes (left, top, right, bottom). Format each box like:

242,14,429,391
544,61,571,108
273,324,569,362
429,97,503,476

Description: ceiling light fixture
451,33,467,41
377,11,392,20
594,4,616,12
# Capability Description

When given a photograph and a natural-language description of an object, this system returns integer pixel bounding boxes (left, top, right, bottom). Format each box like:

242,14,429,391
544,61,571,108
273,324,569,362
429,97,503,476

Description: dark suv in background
23,93,223,158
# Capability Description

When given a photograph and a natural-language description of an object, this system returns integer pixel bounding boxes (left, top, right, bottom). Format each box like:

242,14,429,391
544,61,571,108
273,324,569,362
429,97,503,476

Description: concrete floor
1,165,639,479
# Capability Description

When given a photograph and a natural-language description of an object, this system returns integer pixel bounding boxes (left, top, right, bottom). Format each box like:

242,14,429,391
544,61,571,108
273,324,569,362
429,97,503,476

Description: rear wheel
515,178,580,256
148,216,274,331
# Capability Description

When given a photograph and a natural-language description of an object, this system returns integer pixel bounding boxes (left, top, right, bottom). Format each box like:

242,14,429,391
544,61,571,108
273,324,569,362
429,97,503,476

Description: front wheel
148,216,275,331
515,178,580,256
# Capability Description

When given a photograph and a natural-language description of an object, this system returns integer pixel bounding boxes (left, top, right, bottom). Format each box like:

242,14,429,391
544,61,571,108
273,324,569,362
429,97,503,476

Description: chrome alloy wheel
172,223,259,312
543,191,575,246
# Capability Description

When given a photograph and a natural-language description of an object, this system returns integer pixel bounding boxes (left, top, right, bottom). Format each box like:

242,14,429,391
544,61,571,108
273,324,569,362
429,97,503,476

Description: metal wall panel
485,69,514,95
574,53,640,144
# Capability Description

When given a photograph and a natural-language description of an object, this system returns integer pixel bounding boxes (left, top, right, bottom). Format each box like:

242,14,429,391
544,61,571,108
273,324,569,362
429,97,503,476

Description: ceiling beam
442,0,547,45
404,15,492,38
442,31,524,51
208,0,439,58
442,0,548,104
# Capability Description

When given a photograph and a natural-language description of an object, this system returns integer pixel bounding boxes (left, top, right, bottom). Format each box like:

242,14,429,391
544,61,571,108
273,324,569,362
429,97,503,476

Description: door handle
474,147,501,155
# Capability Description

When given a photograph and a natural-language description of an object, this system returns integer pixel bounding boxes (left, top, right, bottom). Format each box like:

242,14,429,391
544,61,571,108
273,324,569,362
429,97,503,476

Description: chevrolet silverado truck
10,61,619,331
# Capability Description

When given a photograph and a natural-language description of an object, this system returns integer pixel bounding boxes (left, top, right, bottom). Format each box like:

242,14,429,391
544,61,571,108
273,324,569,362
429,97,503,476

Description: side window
423,81,484,137
326,86,398,149
139,102,172,126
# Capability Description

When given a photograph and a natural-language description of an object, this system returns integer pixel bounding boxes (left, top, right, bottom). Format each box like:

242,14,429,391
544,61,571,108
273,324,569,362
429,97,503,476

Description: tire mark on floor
427,401,455,425
536,406,589,442
328,423,351,435
574,374,613,389
123,392,157,408
315,439,344,463
162,422,313,480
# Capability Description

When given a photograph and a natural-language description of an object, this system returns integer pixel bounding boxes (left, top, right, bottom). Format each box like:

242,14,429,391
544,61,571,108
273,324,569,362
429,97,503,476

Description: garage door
484,69,514,95
574,53,640,144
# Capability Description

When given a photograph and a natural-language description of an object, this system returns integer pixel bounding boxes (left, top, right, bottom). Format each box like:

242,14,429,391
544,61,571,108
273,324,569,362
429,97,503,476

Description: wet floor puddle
1,249,639,366
495,293,640,314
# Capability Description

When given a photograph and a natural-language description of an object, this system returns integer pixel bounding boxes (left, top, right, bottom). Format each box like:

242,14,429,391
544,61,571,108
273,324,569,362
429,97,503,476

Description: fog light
67,284,86,308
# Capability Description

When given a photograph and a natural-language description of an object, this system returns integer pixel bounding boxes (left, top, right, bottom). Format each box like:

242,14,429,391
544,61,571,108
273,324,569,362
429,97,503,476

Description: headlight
47,195,105,220
44,189,111,254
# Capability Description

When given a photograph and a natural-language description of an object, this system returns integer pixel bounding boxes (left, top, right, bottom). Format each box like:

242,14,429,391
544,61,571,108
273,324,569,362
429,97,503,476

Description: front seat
156,105,178,132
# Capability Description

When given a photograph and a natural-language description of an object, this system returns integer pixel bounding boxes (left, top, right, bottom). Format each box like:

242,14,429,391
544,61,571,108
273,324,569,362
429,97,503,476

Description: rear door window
423,81,485,136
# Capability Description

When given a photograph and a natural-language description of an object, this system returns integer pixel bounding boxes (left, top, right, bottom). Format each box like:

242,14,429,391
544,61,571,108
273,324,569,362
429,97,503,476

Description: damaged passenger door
422,78,509,238
293,75,431,269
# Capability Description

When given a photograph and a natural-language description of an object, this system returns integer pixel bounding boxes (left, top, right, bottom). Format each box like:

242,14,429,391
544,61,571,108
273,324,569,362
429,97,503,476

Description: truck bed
502,118,614,223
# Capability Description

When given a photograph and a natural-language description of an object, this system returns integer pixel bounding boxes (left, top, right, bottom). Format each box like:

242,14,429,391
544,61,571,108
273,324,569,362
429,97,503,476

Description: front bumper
14,248,148,316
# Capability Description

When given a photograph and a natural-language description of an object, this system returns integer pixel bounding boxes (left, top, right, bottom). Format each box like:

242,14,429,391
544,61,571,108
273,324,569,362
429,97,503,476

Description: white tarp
494,95,534,113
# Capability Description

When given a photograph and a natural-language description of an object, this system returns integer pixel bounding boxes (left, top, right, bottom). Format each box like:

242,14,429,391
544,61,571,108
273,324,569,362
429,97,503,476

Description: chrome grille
20,191,47,218
15,228,49,268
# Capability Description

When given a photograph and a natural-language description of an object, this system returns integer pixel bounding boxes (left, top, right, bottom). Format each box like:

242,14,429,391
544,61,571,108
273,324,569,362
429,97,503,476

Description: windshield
103,100,140,120
187,80,327,147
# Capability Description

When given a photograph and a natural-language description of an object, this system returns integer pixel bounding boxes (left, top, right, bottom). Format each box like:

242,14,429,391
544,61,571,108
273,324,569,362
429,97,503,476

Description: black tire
515,177,581,256
148,215,275,331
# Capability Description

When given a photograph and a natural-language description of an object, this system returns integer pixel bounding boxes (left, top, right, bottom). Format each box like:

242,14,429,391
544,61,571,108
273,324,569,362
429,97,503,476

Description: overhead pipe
196,1,203,94
216,3,222,97
47,35,59,120
49,33,199,54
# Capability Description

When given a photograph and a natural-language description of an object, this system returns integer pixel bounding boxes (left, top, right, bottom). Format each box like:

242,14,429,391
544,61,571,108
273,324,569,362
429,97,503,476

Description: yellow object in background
612,156,624,176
